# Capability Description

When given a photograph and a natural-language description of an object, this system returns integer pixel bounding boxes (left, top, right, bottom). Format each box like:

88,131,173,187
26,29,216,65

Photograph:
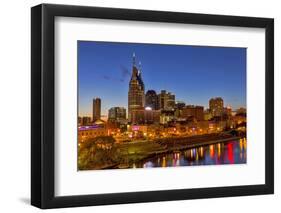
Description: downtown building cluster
128,54,206,125
78,54,246,143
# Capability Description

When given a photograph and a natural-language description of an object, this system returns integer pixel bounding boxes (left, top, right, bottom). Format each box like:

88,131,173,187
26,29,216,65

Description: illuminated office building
158,90,175,110
145,90,159,110
108,107,127,123
209,97,224,117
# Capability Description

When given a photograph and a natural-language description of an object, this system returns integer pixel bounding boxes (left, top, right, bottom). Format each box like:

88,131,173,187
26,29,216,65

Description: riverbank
114,132,243,169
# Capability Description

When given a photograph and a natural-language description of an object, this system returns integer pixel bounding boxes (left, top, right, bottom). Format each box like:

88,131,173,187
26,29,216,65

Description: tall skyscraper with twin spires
128,53,145,122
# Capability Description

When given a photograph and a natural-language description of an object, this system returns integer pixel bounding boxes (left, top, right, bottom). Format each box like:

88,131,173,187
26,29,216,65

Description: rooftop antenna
132,52,136,66
138,61,142,74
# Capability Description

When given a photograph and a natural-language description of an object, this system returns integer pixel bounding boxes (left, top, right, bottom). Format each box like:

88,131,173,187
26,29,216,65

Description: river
135,138,247,168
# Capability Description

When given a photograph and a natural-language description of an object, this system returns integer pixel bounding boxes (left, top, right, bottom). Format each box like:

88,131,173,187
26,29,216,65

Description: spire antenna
138,61,142,74
132,52,136,66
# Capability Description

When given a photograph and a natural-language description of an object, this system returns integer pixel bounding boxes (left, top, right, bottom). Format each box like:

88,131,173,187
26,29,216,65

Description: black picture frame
31,3,274,209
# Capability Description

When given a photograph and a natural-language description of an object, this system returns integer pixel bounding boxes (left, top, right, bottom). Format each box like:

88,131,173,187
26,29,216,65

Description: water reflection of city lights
176,157,180,166
162,157,166,167
227,143,234,164
210,145,214,158
199,147,204,158
192,149,196,158
143,161,153,168
239,138,243,150
138,139,246,168
172,156,176,166
217,143,221,158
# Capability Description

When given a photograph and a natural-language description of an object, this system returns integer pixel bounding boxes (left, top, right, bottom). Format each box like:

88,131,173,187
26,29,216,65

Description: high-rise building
108,107,126,123
81,116,92,126
236,107,246,115
131,108,160,124
158,90,175,110
223,106,232,117
175,101,186,109
209,97,224,117
181,105,204,121
92,98,101,122
204,110,212,121
145,90,159,110
78,116,82,126
128,53,145,122
160,109,175,124
174,101,186,118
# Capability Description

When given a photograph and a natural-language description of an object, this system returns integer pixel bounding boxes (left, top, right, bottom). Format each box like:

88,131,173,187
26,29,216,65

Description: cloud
102,75,111,80
99,65,131,83
120,65,130,78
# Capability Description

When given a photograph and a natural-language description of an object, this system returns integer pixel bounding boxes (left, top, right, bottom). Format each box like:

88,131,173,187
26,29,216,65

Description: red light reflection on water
227,143,234,164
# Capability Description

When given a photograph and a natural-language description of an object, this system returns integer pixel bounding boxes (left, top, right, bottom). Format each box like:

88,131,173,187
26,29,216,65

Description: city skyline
78,41,246,117
78,41,247,170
